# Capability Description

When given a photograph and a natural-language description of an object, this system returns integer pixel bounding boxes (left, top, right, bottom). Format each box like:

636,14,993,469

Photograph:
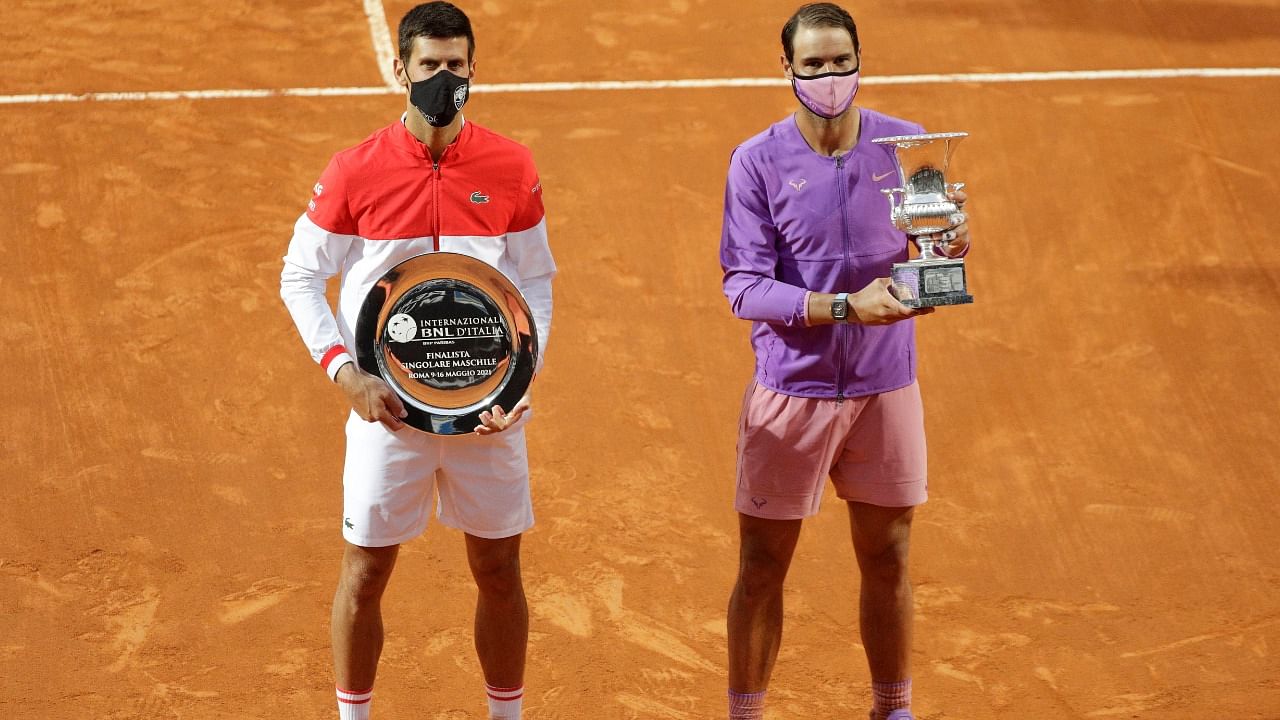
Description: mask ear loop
791,66,860,119
791,60,861,81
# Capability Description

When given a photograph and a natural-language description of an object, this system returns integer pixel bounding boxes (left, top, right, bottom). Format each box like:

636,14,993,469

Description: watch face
833,301,848,319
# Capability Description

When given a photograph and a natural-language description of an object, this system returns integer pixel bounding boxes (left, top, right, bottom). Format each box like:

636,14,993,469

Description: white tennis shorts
340,411,533,547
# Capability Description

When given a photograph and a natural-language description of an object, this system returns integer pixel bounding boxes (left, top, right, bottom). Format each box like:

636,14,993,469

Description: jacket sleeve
516,271,553,373
279,156,357,381
508,158,556,371
719,148,808,327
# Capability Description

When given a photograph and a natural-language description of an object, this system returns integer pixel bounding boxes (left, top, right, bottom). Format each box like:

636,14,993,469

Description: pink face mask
791,68,860,119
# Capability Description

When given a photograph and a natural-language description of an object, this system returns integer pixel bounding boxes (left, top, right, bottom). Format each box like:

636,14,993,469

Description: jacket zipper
431,159,442,251
835,154,850,404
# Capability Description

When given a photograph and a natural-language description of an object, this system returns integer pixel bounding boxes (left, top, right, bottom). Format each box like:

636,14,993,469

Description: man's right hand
850,277,933,325
334,363,408,431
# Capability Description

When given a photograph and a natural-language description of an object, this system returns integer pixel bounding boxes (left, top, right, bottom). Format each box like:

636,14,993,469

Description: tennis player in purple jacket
719,5,971,720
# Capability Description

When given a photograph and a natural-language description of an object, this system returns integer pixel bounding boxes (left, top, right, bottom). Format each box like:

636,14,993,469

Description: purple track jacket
720,109,925,399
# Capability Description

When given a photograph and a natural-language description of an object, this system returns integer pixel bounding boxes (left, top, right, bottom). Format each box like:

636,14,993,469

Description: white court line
0,86,393,105
362,0,400,92
1,67,1278,106
477,66,1280,93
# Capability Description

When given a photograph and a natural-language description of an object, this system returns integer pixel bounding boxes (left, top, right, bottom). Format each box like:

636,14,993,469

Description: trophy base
891,258,974,309
902,293,974,308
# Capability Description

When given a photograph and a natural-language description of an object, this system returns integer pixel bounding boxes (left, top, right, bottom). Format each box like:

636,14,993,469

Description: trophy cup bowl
872,131,974,308
354,253,538,435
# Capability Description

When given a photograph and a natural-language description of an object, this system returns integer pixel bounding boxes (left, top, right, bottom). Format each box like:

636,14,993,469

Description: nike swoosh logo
872,171,895,182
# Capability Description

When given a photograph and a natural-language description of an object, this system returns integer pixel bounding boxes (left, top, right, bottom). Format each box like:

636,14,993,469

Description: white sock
486,683,523,719
337,686,372,720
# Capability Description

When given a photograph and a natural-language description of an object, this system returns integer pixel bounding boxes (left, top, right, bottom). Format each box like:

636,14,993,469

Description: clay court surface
3,1,1280,718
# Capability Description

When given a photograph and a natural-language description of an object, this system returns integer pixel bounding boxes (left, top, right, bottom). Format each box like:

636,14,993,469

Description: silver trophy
872,132,974,308
354,253,538,435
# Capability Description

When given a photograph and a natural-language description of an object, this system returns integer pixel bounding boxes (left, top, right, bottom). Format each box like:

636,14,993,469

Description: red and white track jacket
280,117,555,382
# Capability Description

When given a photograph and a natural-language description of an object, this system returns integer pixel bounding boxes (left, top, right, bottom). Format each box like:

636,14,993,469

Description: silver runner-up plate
354,252,538,435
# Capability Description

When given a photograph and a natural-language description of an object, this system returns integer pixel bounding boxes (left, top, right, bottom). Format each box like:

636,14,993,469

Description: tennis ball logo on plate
386,313,418,343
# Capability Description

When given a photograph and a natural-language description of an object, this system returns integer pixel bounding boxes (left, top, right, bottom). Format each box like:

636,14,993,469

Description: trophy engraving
872,131,975,308
355,253,538,435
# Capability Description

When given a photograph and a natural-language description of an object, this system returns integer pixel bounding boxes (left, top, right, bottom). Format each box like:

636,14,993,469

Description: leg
727,513,804,692
332,542,400,691
727,380,846,716
828,382,927,717
848,500,915,718
465,532,528,688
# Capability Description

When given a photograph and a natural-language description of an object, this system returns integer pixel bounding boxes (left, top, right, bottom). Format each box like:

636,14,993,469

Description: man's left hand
474,394,531,435
916,188,971,258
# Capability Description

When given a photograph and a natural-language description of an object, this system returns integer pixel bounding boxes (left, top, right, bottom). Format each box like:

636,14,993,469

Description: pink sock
486,683,523,719
336,686,372,720
871,678,911,720
728,689,766,720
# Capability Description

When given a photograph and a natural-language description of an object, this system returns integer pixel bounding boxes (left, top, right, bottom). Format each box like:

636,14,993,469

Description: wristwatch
831,293,850,323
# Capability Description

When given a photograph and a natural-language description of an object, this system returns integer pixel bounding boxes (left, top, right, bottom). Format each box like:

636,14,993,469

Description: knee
338,553,396,606
735,548,790,599
856,538,911,585
469,546,522,596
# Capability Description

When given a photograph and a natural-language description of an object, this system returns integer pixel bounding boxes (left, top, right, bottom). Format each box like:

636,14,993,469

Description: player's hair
781,3,860,63
399,1,475,62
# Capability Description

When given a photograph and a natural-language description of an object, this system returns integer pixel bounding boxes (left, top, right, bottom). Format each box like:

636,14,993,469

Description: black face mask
409,70,470,127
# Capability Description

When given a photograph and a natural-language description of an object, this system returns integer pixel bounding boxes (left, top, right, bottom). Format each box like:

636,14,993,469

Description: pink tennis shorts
735,380,928,519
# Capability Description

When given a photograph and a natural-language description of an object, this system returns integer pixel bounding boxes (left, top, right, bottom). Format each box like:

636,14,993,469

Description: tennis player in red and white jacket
281,118,554,396
279,4,553,719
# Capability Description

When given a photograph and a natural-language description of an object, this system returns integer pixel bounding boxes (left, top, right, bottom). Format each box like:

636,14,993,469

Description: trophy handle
944,182,967,227
881,187,904,216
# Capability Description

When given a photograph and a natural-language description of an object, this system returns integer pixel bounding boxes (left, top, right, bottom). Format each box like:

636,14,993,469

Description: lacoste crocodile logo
344,517,354,529
471,191,490,204
788,179,807,191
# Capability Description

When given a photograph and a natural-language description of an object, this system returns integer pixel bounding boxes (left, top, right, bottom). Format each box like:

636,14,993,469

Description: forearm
806,292,845,325
516,272,553,369
720,151,813,326
280,212,356,380
280,261,350,380
723,272,808,327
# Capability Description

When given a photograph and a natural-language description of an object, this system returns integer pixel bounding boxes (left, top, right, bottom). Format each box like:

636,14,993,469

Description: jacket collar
782,107,872,159
390,112,471,161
